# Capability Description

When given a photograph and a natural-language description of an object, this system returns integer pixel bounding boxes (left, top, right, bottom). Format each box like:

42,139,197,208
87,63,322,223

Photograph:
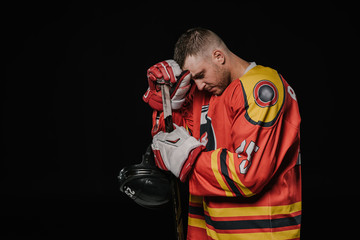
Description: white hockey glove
151,124,205,182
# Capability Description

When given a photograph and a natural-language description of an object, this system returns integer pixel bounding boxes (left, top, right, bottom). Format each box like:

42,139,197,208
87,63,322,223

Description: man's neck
229,52,250,82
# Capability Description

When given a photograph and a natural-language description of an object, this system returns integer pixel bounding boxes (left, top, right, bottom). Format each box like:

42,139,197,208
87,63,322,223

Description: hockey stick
161,84,184,240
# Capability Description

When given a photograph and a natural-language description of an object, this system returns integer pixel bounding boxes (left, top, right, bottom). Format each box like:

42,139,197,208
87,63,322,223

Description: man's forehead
183,55,204,73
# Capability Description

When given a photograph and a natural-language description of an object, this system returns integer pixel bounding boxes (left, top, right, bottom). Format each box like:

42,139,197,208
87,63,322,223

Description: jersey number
236,140,259,174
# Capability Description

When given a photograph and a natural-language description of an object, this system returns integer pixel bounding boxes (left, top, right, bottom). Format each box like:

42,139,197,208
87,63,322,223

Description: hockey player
143,28,301,240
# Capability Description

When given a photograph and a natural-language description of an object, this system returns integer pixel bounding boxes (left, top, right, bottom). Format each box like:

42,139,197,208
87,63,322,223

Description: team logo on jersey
240,66,285,127
200,105,216,151
253,80,278,108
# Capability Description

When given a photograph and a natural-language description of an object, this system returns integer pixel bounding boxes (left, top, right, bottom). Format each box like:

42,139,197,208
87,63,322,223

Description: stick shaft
161,84,184,240
161,84,174,132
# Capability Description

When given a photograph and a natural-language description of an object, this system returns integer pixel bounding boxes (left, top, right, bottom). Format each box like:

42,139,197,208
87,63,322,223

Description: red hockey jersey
151,65,301,240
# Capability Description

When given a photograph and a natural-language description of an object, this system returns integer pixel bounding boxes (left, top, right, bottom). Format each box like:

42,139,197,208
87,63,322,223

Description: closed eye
192,70,205,80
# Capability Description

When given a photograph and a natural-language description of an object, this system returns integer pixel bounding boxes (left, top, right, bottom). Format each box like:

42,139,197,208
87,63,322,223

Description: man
143,28,301,240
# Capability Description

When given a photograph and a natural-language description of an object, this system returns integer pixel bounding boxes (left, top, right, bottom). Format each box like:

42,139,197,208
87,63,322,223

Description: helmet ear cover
118,145,172,209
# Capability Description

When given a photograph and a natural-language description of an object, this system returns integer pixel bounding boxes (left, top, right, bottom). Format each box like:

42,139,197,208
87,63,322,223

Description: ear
212,50,225,65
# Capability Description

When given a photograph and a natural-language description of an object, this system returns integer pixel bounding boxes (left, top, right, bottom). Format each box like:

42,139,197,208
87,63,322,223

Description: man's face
183,54,231,96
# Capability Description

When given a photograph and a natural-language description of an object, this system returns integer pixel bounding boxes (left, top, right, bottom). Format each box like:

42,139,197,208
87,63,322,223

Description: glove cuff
179,145,206,182
143,88,163,111
171,98,186,110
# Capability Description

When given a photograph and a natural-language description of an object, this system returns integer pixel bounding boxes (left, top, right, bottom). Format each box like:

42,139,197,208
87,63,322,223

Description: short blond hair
174,27,226,68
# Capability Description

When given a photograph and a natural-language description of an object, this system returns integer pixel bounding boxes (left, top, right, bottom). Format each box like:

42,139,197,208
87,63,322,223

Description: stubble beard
214,65,232,96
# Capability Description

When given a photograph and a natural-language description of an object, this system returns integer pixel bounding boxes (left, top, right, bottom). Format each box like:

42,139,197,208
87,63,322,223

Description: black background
2,1,358,238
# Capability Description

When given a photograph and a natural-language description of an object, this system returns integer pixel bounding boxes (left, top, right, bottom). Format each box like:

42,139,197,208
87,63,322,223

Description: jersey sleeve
188,71,301,197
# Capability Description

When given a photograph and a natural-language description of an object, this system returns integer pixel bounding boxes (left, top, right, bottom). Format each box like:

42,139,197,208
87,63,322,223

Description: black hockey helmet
118,145,171,209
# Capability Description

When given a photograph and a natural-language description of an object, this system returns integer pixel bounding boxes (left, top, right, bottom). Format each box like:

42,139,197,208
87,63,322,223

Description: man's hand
147,59,180,86
151,124,205,182
143,60,191,111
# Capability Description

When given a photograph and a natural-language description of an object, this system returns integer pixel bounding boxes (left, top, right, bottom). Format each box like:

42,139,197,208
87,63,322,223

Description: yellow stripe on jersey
204,201,302,217
211,149,234,197
188,216,206,229
240,65,285,127
206,228,300,240
227,152,254,197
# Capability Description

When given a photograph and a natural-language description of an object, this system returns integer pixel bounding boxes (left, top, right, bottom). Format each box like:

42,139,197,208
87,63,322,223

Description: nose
195,80,206,91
